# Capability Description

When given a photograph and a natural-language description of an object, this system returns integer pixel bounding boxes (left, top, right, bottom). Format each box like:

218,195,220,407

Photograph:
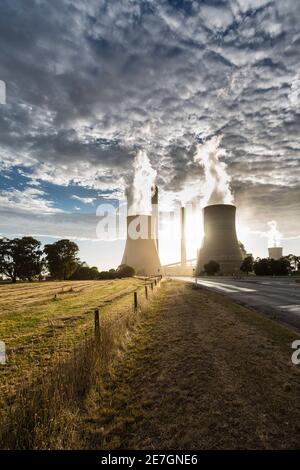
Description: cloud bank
0,0,299,243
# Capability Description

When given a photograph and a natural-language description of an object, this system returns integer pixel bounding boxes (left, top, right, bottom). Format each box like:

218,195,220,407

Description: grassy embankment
0,278,159,448
79,280,300,450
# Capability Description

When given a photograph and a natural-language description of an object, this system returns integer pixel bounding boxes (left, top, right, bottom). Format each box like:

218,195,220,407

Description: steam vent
196,204,243,275
121,215,161,276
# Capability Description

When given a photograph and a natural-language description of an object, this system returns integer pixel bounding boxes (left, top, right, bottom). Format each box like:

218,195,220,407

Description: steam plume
267,220,282,247
194,135,233,206
127,150,156,215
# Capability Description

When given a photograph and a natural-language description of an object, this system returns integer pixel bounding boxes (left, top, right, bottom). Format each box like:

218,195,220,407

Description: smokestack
121,215,161,276
196,204,243,275
180,206,187,267
151,185,159,252
268,247,283,260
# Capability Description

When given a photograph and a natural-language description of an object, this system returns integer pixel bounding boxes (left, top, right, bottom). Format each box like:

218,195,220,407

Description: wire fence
0,276,163,449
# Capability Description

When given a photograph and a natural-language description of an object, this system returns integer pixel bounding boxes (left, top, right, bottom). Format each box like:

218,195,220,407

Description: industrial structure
121,187,161,276
195,204,243,275
151,185,159,251
180,206,187,267
122,183,245,276
268,247,283,260
163,205,194,276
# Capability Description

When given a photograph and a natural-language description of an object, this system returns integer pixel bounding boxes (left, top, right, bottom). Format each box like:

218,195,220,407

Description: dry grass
0,277,161,449
81,280,300,450
0,278,145,401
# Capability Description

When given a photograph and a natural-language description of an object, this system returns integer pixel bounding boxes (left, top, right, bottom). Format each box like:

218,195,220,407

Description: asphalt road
173,276,300,331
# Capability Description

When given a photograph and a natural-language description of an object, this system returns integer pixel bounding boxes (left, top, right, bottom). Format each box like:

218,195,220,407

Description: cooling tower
268,247,283,260
196,204,243,275
121,215,161,276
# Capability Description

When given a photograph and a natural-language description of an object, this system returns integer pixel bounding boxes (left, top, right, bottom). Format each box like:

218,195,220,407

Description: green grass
0,278,146,403
0,277,162,449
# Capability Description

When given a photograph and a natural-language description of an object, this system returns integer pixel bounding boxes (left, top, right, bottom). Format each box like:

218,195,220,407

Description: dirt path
82,280,300,450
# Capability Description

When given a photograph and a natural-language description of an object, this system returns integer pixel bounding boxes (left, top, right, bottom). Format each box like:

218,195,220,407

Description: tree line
204,254,300,276
0,236,134,283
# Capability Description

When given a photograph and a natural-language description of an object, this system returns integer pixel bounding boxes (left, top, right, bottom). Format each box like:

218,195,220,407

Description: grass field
2,278,300,449
0,278,146,403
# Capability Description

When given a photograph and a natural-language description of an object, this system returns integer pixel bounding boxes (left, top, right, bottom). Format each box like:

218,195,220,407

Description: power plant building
121,215,161,276
268,247,283,260
196,204,243,275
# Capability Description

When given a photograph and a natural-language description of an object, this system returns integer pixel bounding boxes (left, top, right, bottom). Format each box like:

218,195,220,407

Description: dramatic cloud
0,187,63,214
0,0,299,252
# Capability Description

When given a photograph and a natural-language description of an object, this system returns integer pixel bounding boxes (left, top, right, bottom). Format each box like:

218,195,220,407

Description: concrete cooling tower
196,204,243,275
121,215,161,276
268,247,283,260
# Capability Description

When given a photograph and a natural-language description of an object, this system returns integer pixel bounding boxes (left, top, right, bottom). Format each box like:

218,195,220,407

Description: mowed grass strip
0,278,145,402
81,280,300,450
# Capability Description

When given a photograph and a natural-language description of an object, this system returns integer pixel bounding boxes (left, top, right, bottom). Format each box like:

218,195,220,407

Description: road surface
173,276,300,330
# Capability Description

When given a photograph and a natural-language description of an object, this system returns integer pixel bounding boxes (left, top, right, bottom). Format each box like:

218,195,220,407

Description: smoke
267,220,282,248
194,135,233,206
127,150,156,215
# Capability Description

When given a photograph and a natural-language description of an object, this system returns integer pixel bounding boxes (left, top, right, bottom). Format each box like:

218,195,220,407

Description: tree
0,237,43,282
270,258,291,276
253,257,291,276
204,260,220,276
239,241,247,258
253,258,272,276
0,238,19,283
44,239,79,280
70,262,100,280
116,264,135,278
286,254,300,273
240,255,254,275
98,265,135,280
15,237,43,281
98,270,115,280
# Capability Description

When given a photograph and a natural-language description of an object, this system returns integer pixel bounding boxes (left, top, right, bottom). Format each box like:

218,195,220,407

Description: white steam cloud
267,220,282,247
127,150,156,216
194,135,233,207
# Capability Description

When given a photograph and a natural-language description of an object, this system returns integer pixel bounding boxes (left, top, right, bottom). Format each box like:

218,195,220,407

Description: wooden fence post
145,285,148,299
94,308,100,348
134,291,138,310
151,283,153,291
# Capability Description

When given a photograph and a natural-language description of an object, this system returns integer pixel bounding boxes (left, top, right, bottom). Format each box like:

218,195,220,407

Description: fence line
0,275,164,449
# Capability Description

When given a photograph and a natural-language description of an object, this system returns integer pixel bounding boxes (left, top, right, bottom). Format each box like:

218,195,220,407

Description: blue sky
0,0,299,268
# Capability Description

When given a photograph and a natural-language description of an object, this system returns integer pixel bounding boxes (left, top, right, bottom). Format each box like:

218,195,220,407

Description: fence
0,275,163,449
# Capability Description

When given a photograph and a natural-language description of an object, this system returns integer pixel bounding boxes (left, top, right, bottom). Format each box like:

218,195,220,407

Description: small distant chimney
151,185,159,252
268,247,283,260
180,206,187,267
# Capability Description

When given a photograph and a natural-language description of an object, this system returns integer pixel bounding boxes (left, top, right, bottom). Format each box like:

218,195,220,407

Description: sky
0,0,299,269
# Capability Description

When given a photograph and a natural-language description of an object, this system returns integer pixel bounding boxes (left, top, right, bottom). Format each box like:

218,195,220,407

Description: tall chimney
151,185,159,252
180,206,187,267
196,204,243,275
